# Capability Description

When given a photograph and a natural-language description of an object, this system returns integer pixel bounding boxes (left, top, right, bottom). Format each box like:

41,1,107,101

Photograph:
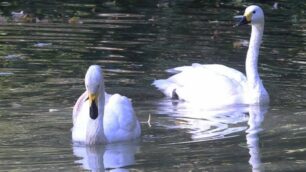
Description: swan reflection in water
154,99,267,171
247,105,267,172
154,99,250,141
73,141,139,171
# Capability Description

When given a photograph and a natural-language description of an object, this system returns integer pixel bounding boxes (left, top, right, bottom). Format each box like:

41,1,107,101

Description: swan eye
252,10,256,14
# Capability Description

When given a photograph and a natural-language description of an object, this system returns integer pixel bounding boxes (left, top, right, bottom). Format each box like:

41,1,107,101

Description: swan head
236,5,264,26
84,65,104,120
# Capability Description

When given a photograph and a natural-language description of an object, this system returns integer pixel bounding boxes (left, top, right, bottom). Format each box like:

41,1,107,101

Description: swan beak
88,93,98,120
234,14,250,27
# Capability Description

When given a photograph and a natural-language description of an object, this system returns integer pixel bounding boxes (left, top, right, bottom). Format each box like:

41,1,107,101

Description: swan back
104,94,141,143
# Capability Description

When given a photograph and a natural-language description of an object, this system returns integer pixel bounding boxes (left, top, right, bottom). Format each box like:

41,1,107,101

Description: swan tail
165,66,191,74
165,63,203,74
152,79,178,98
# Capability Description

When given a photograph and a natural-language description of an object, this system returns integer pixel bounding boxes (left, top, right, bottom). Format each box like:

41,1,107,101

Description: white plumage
153,5,269,107
72,65,141,145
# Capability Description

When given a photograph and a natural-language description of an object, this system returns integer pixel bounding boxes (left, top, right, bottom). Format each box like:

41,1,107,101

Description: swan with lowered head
153,5,269,107
72,65,141,145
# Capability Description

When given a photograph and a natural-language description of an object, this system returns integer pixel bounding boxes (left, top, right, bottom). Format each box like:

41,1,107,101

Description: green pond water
0,0,305,171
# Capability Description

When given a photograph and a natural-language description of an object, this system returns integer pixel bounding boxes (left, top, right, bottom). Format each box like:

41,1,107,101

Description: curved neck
246,23,264,89
87,84,107,144
98,85,105,119
97,84,106,138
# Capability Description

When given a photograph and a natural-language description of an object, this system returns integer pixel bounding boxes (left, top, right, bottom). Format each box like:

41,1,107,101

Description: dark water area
0,0,305,171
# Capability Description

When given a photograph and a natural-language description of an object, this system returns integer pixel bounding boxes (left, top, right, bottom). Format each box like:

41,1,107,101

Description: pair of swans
72,5,269,145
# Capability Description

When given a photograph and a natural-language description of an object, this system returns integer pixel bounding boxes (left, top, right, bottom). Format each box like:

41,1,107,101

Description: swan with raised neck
152,5,270,107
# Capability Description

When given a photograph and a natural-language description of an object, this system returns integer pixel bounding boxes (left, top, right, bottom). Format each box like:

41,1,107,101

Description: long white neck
97,85,105,124
245,23,264,90
86,84,107,144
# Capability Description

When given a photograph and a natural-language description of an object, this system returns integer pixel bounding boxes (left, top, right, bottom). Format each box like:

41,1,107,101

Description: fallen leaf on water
68,16,83,24
233,40,249,48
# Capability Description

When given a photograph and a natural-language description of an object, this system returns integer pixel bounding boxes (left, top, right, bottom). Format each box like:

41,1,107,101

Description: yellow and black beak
87,93,98,120
234,12,252,27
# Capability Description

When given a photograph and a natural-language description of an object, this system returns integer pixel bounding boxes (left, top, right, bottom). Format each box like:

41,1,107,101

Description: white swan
72,65,141,145
153,5,269,107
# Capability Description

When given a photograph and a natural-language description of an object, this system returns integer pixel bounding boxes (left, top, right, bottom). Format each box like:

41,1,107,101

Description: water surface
0,1,306,171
